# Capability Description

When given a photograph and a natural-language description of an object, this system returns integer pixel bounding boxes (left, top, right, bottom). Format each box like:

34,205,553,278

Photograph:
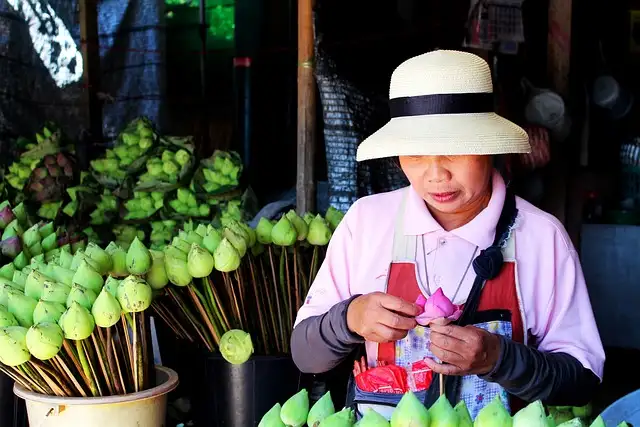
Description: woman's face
399,155,493,215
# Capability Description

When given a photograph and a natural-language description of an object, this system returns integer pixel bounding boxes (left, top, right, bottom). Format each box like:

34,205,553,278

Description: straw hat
356,50,531,161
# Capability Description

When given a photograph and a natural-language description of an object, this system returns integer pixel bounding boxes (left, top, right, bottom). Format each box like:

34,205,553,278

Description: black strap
424,191,518,408
389,93,494,118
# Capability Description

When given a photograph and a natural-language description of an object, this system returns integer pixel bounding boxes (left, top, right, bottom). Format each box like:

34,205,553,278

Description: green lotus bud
390,392,430,427
474,396,512,427
6,220,23,237
271,216,297,246
195,224,208,238
202,227,222,254
67,284,98,310
187,244,214,278
0,306,18,327
572,404,592,419
31,253,45,264
70,250,100,272
259,403,286,427
126,237,152,275
589,417,605,427
358,408,390,427
280,389,309,427
72,260,104,292
106,242,128,277
239,223,256,248
25,270,53,300
165,255,192,286
165,245,188,261
41,232,57,252
428,395,458,427
175,149,190,166
49,265,75,287
513,400,547,427
226,220,250,242
286,210,308,241
213,238,241,272
13,252,28,270
550,409,576,426
303,212,315,225
39,222,55,238
185,231,204,246
8,291,38,327
85,243,112,275
325,207,345,231
58,249,73,270
144,250,168,290
0,283,17,306
26,322,63,360
104,276,122,298
0,326,30,366
117,275,152,313
220,329,254,365
307,215,332,246
223,228,247,258
454,401,472,427
12,202,26,224
29,242,43,256
60,302,95,340
171,238,192,254
92,289,122,328
307,391,335,427
33,301,66,325
556,419,586,427
318,408,355,426
23,224,41,248
0,263,15,280
45,249,61,264
41,281,71,305
256,218,274,245
11,271,27,290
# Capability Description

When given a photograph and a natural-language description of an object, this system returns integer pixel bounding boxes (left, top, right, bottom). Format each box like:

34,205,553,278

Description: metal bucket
13,365,179,427
600,388,640,425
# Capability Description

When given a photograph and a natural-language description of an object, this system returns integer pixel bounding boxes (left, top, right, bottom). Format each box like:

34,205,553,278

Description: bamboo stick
53,355,88,397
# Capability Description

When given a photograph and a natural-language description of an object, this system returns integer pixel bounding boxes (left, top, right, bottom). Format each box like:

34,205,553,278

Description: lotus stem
110,337,128,394
268,246,286,352
248,255,269,354
223,273,243,329
62,340,93,393
310,245,319,285
166,287,214,351
91,332,115,395
283,249,293,343
78,340,100,396
29,361,66,397
189,285,221,345
0,365,32,391
235,269,250,330
293,246,301,313
258,257,280,353
20,363,53,395
204,278,230,332
53,355,88,397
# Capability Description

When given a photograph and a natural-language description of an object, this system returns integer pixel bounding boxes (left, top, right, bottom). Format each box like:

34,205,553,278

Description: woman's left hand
425,322,501,376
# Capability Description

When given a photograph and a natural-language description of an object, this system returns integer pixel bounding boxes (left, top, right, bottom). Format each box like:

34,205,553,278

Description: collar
402,170,506,249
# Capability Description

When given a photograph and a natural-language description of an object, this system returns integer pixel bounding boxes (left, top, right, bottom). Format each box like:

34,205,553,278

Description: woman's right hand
346,292,421,343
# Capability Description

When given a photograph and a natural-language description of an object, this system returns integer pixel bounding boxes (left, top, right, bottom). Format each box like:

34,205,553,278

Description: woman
291,50,604,419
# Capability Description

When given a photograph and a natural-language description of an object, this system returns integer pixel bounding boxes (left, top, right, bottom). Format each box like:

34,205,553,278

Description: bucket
600,388,640,425
196,354,302,426
13,365,179,427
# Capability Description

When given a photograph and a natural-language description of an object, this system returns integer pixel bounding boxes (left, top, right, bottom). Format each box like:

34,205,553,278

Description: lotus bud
474,396,512,427
251,243,265,257
512,400,547,427
307,215,332,246
271,216,297,246
23,224,41,249
0,283,16,306
226,220,250,242
59,249,73,270
256,218,274,245
6,273,24,291
188,244,214,278
85,243,112,275
147,251,168,290
26,322,63,360
165,254,192,286
49,265,75,287
105,242,128,277
416,288,463,326
8,290,38,327
45,249,60,264
0,263,15,280
70,249,85,271
223,228,247,258
125,238,151,275
0,206,15,229
286,210,308,241
185,231,204,246
72,261,104,292
307,391,335,427
71,239,86,254
202,227,222,254
171,238,192,254
92,289,122,328
41,281,71,305
220,329,254,365
29,242,43,256
67,284,98,310
33,301,66,325
39,222,54,238
390,392,430,427
117,275,152,313
0,326,30,366
325,207,345,231
31,254,44,264
195,224,208,238
214,238,241,272
317,408,355,426
590,417,605,427
165,245,188,261
41,232,57,252
1,226,17,243
1,236,22,258
239,223,257,248
259,403,286,427
358,408,390,427
280,389,309,427
25,270,53,300
0,306,18,327
428,395,458,427
454,401,472,427
104,276,122,297
60,302,95,340
13,252,28,270
12,203,26,224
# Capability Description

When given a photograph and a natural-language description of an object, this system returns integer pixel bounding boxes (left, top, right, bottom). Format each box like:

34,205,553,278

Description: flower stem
75,340,98,397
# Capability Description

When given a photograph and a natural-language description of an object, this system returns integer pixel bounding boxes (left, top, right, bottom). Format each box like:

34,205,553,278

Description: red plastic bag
408,359,434,392
355,364,409,394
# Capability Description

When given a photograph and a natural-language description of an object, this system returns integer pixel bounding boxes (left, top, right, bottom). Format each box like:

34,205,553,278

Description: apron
349,190,526,421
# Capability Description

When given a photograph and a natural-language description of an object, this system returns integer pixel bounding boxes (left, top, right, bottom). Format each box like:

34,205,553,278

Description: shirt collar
402,170,506,249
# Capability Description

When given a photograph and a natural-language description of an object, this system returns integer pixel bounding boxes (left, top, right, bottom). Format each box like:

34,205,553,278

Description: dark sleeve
291,295,364,374
480,335,600,406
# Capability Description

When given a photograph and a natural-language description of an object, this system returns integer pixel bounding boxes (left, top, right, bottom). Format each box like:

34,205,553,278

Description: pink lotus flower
415,288,462,326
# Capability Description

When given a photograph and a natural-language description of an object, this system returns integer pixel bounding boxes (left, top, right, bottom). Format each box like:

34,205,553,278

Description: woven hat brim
356,112,531,161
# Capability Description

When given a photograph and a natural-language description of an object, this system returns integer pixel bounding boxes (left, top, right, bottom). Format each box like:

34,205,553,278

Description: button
439,238,446,246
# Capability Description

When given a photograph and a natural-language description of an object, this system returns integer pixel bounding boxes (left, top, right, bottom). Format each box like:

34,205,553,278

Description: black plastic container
195,354,302,426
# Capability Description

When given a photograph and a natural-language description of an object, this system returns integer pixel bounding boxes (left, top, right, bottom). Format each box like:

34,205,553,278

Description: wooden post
79,0,102,142
296,0,316,213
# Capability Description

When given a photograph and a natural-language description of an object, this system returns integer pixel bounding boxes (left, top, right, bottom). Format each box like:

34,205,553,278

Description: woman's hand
346,292,421,343
425,323,501,376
